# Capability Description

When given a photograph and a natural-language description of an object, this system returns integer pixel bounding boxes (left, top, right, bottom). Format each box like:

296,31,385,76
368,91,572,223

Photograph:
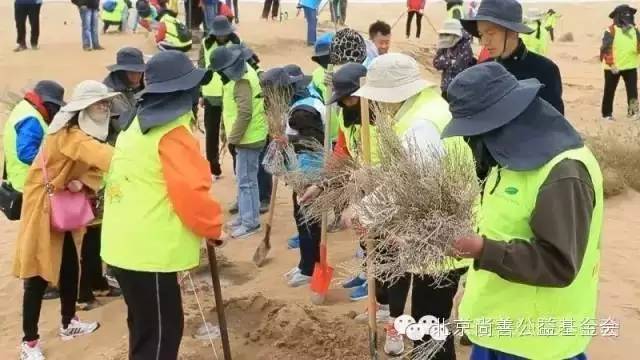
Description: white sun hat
353,53,434,103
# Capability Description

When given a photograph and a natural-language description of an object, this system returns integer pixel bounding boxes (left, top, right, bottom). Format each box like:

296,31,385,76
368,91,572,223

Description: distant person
433,19,475,101
545,8,561,42
406,0,425,39
184,0,204,30
368,20,391,58
202,0,219,32
330,0,347,26
71,0,103,51
298,0,320,46
262,0,280,21
521,8,551,56
155,7,193,52
101,0,132,34
446,0,464,20
600,4,640,121
14,0,42,52
461,0,565,115
226,0,239,24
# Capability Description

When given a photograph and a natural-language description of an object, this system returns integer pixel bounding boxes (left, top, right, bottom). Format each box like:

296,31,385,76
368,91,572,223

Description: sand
0,1,639,359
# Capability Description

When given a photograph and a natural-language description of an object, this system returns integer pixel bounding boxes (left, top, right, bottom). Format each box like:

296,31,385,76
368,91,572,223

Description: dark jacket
15,0,41,5
496,40,565,114
288,107,324,153
71,0,100,9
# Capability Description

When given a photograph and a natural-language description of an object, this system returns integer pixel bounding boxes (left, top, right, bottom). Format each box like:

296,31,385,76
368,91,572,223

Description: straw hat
354,53,434,103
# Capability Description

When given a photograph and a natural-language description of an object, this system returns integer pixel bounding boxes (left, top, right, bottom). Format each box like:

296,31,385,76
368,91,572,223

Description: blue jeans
471,345,587,360
236,147,261,228
203,1,219,33
302,7,317,46
79,7,100,49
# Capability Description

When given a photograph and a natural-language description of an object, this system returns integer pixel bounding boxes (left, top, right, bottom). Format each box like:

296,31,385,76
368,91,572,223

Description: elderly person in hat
211,46,268,239
199,15,241,180
103,47,146,124
14,80,120,360
600,4,640,121
461,0,564,115
446,62,602,360
155,6,192,52
520,8,551,56
433,19,476,101
261,65,325,287
100,51,223,360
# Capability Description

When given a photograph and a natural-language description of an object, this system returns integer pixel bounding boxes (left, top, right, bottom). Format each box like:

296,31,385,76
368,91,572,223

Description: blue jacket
14,116,45,165
299,0,321,10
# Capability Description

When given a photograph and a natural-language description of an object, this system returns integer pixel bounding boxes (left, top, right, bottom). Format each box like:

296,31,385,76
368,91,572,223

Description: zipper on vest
489,167,502,195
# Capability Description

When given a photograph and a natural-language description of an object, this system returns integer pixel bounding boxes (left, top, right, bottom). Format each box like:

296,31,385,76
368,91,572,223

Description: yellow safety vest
311,66,340,141
603,25,639,71
460,146,603,359
521,21,550,56
101,0,127,23
160,14,192,48
2,100,47,192
101,112,201,272
222,66,268,145
201,40,226,97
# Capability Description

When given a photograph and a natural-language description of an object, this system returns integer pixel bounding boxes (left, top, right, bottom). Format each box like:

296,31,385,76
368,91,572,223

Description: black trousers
204,102,223,176
103,20,123,33
406,11,423,38
262,0,280,19
293,192,321,276
14,3,41,47
78,225,109,302
23,233,78,341
602,68,638,117
185,0,203,30
113,267,183,360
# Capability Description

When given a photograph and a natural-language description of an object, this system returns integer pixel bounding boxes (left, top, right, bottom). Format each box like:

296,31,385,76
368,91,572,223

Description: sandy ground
1,1,639,359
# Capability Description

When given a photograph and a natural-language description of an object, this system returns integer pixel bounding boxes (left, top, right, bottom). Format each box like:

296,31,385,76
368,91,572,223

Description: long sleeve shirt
477,159,595,288
159,126,223,239
433,33,476,92
227,79,265,149
15,117,45,165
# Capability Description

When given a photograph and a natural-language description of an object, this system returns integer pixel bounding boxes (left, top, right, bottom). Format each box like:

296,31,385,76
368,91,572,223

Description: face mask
465,136,497,179
218,71,230,85
79,105,111,141
189,86,200,106
340,104,360,127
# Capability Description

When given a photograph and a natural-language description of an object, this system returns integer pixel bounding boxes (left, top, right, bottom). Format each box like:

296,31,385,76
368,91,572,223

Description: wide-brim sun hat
107,47,146,73
138,50,212,96
353,53,434,103
59,80,121,112
34,80,66,107
282,64,313,89
209,15,235,37
328,62,367,104
442,62,543,138
211,47,243,72
460,0,533,38
609,4,637,19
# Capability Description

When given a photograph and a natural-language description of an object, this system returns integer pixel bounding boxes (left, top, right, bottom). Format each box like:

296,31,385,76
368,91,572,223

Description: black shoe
94,286,122,297
43,287,60,300
212,163,222,177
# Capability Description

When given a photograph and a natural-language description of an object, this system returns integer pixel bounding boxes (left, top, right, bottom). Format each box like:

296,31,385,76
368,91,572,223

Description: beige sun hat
438,19,463,37
49,80,122,140
353,53,434,103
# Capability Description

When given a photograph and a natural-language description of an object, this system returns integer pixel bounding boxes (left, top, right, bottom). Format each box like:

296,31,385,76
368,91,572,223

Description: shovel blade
310,262,334,295
252,225,272,267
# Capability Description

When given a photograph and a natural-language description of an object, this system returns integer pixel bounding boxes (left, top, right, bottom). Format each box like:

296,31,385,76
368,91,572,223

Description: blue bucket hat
461,0,533,38
312,32,334,63
211,46,247,81
329,63,367,104
209,15,235,37
282,64,312,89
107,47,145,73
34,80,65,106
138,50,212,96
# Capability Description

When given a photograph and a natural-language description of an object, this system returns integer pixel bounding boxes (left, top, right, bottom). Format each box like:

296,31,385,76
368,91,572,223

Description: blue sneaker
287,234,300,249
342,275,366,289
350,282,368,301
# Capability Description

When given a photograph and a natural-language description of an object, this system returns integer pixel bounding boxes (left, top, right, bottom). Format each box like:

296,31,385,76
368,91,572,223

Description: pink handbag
41,149,95,232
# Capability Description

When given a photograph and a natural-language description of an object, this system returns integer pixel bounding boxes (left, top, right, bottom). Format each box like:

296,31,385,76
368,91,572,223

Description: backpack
102,0,118,12
174,21,192,42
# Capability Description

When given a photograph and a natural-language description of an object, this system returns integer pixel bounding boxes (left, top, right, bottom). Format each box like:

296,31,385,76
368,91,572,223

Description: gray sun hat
442,62,543,138
228,43,257,63
461,0,533,38
211,46,247,80
354,53,434,103
138,50,212,96
282,64,312,89
209,15,235,37
107,47,145,73
34,80,66,107
329,63,367,104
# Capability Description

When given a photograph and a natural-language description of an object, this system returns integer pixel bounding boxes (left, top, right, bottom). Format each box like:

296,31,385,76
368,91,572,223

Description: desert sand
1,1,639,359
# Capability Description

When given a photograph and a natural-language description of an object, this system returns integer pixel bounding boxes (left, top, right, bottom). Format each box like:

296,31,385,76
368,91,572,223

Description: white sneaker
283,267,301,281
603,116,615,121
288,273,311,287
383,323,405,356
20,341,45,360
59,318,99,340
355,304,390,324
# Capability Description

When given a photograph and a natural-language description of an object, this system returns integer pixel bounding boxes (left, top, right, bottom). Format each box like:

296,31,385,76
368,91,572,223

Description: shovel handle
264,177,279,247
206,242,233,360
319,65,334,249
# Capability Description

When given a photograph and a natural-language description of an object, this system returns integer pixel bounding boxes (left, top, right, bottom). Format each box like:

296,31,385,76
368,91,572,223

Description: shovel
206,241,232,360
359,77,379,359
252,177,279,267
310,65,335,305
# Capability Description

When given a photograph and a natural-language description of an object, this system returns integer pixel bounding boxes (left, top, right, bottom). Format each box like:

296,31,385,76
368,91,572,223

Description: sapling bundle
261,85,297,176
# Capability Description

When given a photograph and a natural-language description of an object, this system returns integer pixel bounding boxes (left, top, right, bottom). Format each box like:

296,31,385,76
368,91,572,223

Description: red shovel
310,65,335,305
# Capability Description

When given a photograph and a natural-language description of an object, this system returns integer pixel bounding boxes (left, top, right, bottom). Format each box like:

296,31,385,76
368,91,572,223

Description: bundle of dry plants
261,85,297,176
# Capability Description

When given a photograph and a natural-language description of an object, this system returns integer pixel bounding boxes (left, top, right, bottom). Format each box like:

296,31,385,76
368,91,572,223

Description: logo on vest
394,315,450,341
504,186,519,195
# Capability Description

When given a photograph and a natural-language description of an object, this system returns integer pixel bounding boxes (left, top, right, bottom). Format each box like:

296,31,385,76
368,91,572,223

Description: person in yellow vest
101,0,132,33
198,15,241,179
520,8,551,56
544,9,561,42
445,62,602,360
600,4,640,121
211,46,268,238
155,8,193,52
302,54,469,358
101,51,223,360
446,0,464,20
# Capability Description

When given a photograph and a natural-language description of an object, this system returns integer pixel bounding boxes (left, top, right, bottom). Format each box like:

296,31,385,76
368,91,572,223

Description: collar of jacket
498,40,529,63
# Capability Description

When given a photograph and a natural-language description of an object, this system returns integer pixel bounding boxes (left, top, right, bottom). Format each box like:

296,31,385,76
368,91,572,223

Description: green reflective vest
222,66,268,145
448,5,464,20
603,25,639,71
201,40,227,97
2,100,47,192
521,21,550,56
459,146,603,359
312,66,340,141
161,15,192,48
101,112,201,272
101,0,127,23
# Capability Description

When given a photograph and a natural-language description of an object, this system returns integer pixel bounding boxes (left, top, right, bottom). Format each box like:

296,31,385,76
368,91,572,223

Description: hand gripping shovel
359,77,379,359
252,177,279,267
310,65,335,305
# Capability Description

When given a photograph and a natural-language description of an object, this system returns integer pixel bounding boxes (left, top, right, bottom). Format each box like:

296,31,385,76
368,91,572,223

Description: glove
611,66,620,75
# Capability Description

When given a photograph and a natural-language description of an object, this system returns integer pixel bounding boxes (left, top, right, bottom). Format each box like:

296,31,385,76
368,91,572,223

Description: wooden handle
359,77,372,165
319,64,334,249
206,243,233,360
